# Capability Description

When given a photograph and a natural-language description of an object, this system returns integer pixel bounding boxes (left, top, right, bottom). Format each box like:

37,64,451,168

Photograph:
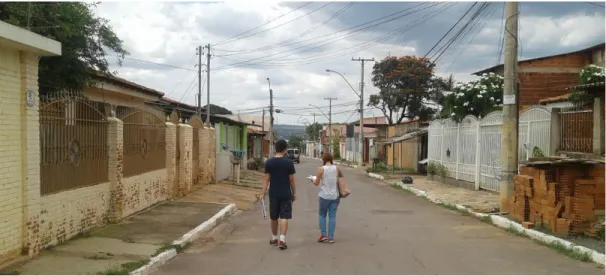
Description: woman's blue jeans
319,197,340,238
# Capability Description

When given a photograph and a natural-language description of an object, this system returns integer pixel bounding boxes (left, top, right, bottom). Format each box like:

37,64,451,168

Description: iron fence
121,109,166,177
559,105,593,153
39,93,109,195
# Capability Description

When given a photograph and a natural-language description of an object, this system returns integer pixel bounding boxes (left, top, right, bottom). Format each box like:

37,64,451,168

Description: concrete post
592,97,603,155
107,117,124,222
178,124,193,196
550,108,561,156
165,122,177,197
474,119,481,190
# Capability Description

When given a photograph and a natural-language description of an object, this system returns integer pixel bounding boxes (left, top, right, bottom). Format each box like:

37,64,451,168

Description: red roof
93,73,165,97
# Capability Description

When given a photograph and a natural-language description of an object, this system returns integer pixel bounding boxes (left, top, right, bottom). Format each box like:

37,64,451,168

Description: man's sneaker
278,240,288,250
318,235,328,243
270,239,278,246
327,238,335,244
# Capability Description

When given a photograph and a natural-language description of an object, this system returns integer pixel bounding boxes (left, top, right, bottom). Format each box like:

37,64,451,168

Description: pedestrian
310,152,350,244
260,140,296,250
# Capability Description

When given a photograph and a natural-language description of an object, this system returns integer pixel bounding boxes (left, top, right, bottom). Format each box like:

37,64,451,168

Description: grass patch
0,271,19,275
536,240,592,262
98,260,148,275
504,225,525,237
479,215,493,224
152,244,177,257
390,183,403,190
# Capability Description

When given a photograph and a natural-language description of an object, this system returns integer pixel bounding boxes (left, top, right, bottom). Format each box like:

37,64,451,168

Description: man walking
261,140,296,250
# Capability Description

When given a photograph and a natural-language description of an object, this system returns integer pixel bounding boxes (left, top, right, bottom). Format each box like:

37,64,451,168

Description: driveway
154,157,604,275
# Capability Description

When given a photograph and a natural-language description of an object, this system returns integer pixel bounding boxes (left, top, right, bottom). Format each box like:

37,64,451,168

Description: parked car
287,148,300,163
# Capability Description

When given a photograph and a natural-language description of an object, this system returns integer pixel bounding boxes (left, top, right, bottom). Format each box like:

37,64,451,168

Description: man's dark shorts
269,197,292,220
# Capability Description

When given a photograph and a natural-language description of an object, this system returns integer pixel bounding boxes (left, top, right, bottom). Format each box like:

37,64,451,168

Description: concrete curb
130,203,238,275
366,172,385,180
390,181,606,265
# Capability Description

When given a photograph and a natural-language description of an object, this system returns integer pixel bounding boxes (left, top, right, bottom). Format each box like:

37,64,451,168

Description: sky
95,0,606,125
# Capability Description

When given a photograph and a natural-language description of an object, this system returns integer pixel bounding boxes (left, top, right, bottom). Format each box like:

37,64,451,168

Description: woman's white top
319,165,339,200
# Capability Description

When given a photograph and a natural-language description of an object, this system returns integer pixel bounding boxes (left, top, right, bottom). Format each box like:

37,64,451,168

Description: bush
427,162,437,176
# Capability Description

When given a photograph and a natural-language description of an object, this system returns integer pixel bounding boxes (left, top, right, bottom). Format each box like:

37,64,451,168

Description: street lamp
309,104,332,154
326,68,364,166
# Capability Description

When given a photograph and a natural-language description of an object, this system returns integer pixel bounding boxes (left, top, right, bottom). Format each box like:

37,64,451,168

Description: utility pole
324,97,337,154
500,2,519,213
205,44,211,127
313,113,317,157
197,46,202,114
267,78,274,156
262,108,265,157
352,57,374,165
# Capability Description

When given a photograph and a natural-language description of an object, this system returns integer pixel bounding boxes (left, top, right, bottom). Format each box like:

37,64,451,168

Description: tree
305,122,323,141
332,136,341,160
203,104,232,115
287,134,304,150
0,2,129,96
440,72,504,122
428,74,456,119
368,56,438,125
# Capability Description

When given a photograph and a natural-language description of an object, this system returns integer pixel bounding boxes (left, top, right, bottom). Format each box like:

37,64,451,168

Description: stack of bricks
510,164,605,236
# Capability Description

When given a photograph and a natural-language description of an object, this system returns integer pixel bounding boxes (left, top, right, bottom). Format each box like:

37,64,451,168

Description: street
154,157,604,275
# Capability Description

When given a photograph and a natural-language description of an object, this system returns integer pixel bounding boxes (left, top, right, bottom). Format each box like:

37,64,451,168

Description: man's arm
261,173,270,197
289,162,296,200
261,161,270,197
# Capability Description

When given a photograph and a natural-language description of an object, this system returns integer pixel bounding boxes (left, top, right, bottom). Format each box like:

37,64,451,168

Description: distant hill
273,124,307,140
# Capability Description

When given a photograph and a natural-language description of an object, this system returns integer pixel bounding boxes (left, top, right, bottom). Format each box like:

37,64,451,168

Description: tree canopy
368,56,438,125
440,72,504,122
305,122,323,141
0,2,129,96
203,104,232,115
287,134,304,149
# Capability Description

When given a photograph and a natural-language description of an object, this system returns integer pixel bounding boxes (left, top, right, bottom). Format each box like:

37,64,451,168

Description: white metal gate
479,111,503,192
518,106,552,160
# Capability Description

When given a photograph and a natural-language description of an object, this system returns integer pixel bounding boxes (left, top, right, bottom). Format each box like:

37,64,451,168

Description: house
320,124,347,157
384,119,429,172
220,113,269,159
211,114,259,181
472,42,605,110
345,124,377,164
539,82,605,158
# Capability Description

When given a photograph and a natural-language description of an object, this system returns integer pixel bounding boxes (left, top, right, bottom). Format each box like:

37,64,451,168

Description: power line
213,2,313,46
424,2,478,58
122,56,196,71
496,2,506,65
213,2,440,71
585,1,605,8
215,2,354,56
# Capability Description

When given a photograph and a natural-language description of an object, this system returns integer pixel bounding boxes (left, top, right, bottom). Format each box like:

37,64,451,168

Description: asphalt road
154,157,604,275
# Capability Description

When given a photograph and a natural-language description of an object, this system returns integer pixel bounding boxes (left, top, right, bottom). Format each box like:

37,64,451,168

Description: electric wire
215,2,353,56
213,2,313,46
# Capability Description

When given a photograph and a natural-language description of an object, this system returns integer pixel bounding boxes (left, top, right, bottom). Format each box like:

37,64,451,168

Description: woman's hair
321,152,334,165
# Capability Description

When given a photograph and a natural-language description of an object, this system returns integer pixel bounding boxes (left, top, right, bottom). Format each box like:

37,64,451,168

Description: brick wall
177,124,192,196
517,72,579,106
0,46,25,262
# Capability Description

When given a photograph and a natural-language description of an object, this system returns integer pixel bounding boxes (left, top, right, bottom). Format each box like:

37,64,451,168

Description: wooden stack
511,164,605,236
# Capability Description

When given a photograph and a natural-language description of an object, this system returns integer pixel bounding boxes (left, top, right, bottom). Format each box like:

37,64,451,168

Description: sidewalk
0,181,260,275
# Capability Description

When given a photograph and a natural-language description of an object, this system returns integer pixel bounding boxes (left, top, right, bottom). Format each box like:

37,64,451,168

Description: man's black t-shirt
265,156,296,199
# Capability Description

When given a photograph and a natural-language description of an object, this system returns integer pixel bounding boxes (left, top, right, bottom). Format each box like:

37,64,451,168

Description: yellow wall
0,46,26,262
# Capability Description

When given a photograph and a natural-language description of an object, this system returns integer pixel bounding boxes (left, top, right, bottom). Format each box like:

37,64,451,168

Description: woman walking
310,152,350,243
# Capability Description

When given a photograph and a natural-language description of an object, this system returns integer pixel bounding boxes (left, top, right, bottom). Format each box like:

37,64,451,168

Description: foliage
367,161,389,173
579,64,605,84
368,56,439,125
568,64,605,106
287,134,304,149
305,122,323,141
427,162,437,176
428,74,456,118
427,162,448,177
203,104,232,115
440,72,504,122
0,2,129,96
331,136,341,160
532,146,545,158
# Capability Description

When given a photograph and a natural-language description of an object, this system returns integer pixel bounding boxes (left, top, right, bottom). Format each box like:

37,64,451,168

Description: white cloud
93,2,605,125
